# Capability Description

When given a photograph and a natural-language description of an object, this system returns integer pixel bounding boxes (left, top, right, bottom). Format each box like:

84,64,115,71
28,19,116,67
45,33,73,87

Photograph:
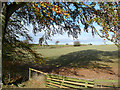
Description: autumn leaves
30,2,119,46
32,2,70,23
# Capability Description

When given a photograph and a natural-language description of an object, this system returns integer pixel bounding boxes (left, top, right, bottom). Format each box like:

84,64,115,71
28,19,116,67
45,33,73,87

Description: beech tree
1,2,120,64
55,41,59,45
1,1,119,85
74,41,80,46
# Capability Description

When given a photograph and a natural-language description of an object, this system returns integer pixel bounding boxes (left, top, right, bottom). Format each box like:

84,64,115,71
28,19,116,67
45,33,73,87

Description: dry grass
22,73,46,88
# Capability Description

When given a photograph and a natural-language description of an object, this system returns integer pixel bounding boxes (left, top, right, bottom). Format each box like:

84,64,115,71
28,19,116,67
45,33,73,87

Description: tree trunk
1,2,26,85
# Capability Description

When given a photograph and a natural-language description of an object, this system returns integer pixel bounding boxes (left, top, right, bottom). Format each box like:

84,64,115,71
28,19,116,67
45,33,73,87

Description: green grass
3,44,118,88
30,45,118,69
33,44,118,58
30,44,118,87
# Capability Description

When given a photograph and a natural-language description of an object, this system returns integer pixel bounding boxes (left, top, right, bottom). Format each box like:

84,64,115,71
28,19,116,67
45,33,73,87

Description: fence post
8,73,10,83
48,74,52,87
45,74,49,87
94,81,97,88
85,81,88,88
29,68,31,80
60,76,64,88
45,74,48,87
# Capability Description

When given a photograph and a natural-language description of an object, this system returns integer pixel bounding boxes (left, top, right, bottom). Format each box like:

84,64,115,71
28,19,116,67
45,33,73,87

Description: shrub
74,41,80,46
89,43,92,45
23,40,29,44
55,41,59,45
66,43,68,45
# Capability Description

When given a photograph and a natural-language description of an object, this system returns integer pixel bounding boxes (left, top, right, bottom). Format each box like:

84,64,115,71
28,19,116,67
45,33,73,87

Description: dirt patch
51,67,118,80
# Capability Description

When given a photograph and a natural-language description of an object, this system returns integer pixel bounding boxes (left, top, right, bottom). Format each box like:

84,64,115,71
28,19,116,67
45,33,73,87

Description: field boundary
29,68,118,88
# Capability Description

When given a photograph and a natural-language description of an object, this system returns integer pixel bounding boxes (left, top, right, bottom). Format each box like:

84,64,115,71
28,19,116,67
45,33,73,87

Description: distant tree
39,37,44,46
74,41,80,46
103,39,106,45
89,43,92,45
23,39,29,44
55,41,59,45
66,43,69,45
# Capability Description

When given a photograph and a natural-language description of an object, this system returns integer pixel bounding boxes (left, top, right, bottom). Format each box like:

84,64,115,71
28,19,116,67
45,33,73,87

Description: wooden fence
29,68,118,88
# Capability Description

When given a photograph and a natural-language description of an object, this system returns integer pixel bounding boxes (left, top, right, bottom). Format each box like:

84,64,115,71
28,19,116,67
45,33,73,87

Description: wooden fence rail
29,68,118,88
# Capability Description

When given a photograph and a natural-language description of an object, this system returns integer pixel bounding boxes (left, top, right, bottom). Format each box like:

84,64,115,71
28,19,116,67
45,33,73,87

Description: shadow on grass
2,49,118,87
45,49,118,74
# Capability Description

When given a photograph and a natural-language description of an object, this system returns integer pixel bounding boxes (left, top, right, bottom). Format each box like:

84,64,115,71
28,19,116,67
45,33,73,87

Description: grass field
2,44,119,88
31,44,119,87
32,44,118,58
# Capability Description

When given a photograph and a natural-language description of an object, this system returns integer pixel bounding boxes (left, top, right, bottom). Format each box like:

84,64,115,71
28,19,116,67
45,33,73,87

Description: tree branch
3,2,27,41
7,2,26,20
79,8,119,47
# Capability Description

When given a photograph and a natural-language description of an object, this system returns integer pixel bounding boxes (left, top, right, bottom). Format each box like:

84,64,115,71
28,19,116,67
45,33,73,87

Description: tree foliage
1,1,120,64
55,41,59,45
93,2,119,46
39,37,44,45
2,2,120,44
74,41,80,46
23,39,29,44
